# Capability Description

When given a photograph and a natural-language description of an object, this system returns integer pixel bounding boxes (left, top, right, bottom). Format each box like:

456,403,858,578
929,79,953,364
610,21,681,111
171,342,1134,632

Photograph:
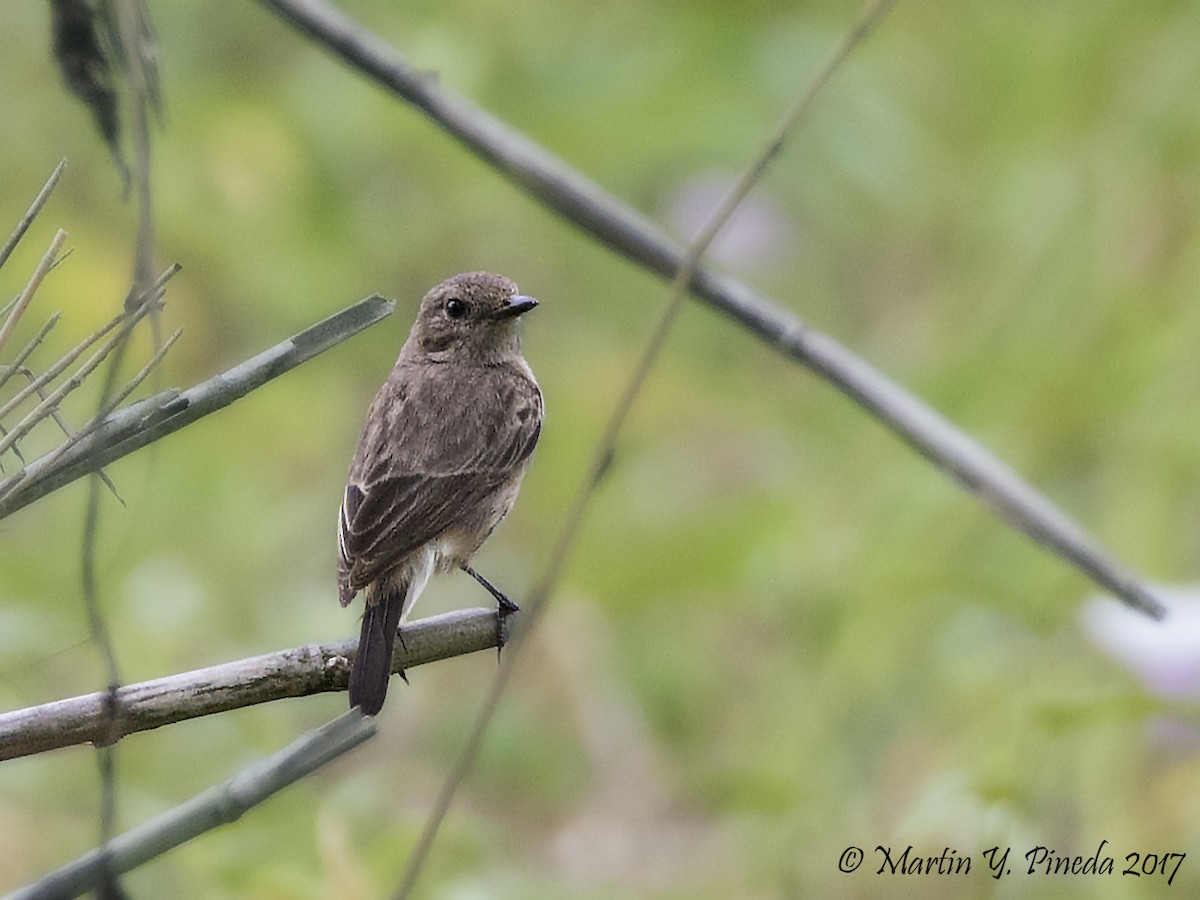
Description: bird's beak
492,295,538,320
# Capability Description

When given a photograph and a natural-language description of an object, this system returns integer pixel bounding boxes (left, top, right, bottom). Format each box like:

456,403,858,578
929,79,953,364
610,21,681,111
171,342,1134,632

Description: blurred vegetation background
3,0,1200,896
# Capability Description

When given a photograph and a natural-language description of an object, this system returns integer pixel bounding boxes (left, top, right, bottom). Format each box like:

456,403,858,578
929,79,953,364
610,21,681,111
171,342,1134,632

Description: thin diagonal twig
0,230,67,360
0,244,130,504
26,328,183,484
391,1,900,895
0,309,130,427
0,311,62,396
0,264,176,455
0,264,179,500
0,363,123,500
0,159,66,272
0,292,163,460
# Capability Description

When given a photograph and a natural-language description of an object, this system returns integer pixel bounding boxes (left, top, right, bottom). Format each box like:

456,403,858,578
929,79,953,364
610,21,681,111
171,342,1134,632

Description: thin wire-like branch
0,159,66,272
0,230,67,360
391,3,899,895
87,7,164,876
114,0,159,304
80,472,122,893
258,0,1165,621
0,293,395,518
0,607,501,762
7,710,377,900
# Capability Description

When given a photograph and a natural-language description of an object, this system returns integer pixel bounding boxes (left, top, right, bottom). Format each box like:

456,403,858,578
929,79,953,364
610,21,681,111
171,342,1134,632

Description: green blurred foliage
3,0,1200,897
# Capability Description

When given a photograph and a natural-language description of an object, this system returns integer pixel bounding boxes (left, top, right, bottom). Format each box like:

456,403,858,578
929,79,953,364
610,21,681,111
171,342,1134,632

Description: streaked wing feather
339,366,542,596
345,472,511,590
337,483,365,605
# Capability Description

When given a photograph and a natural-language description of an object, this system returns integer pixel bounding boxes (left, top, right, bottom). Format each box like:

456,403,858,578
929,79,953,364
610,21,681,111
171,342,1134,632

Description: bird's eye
445,299,467,319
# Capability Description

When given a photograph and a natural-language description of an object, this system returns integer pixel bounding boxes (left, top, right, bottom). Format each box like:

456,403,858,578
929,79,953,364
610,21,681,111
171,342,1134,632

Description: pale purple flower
1082,585,1200,698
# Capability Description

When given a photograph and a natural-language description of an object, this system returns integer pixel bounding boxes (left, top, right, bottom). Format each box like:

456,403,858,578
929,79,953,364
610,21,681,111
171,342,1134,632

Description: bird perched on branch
338,272,542,715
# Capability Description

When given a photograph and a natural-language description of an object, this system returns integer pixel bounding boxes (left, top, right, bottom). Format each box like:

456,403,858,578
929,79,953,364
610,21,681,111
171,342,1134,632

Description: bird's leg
462,564,520,613
395,618,408,654
395,631,410,681
383,589,410,684
462,564,519,655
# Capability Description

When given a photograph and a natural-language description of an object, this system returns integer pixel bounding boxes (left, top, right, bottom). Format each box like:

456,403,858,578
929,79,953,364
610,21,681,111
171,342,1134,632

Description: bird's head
405,272,537,363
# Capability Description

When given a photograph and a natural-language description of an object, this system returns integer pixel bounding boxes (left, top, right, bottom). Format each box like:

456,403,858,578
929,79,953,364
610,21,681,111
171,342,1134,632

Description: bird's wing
337,364,542,602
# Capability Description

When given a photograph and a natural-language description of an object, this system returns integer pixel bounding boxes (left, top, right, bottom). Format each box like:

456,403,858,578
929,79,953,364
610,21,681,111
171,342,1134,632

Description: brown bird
338,272,542,715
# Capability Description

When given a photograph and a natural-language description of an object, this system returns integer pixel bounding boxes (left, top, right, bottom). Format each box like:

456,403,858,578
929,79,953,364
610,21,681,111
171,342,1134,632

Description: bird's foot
497,589,522,648
497,593,520,615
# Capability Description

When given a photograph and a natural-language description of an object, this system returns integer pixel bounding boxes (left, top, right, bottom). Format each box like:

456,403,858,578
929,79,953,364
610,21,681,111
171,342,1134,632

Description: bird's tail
348,587,405,715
